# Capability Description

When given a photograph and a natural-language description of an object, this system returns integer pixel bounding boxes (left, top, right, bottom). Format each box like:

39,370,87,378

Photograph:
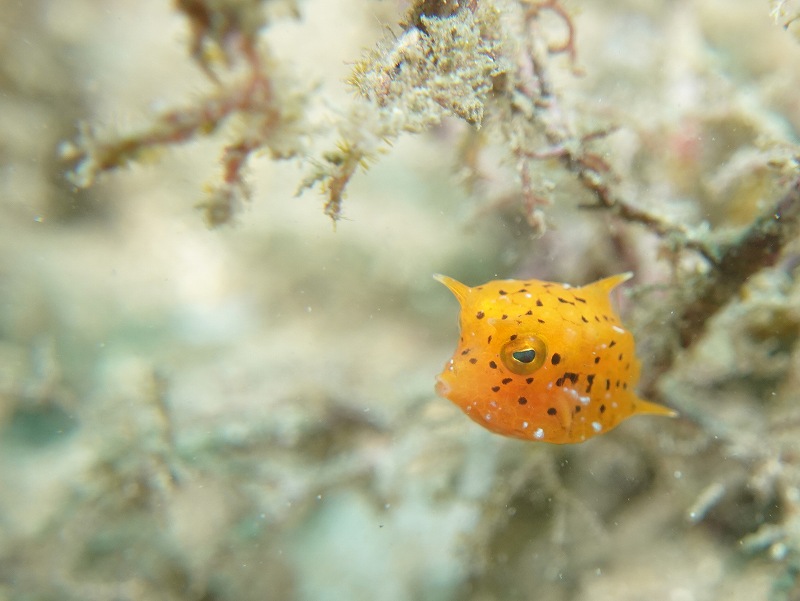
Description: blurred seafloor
2,0,800,600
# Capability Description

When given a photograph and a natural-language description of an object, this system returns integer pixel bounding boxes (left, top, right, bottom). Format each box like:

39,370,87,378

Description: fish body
435,273,675,443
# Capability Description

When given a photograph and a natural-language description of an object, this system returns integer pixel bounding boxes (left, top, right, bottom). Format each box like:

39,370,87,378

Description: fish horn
433,274,471,304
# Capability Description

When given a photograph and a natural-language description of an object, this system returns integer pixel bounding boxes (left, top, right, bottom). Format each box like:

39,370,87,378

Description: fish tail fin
634,396,678,418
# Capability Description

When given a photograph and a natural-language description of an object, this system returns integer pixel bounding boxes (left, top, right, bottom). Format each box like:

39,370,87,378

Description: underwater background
2,0,800,599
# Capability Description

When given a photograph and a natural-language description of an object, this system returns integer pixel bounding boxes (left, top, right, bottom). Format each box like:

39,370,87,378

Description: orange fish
435,273,675,443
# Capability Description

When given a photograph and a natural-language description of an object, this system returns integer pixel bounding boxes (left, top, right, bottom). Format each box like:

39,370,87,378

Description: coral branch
303,3,507,222
174,0,297,80
679,177,800,348
578,177,720,266
63,41,307,227
59,1,308,227
638,176,800,397
65,71,275,188
524,0,578,65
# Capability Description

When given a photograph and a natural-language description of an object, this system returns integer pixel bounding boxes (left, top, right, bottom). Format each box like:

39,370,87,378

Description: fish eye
512,349,536,363
500,335,547,375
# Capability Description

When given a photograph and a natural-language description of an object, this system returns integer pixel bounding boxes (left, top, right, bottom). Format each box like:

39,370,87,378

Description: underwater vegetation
2,0,800,599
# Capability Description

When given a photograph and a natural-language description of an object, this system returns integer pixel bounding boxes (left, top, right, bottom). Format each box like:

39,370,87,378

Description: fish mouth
434,375,452,397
